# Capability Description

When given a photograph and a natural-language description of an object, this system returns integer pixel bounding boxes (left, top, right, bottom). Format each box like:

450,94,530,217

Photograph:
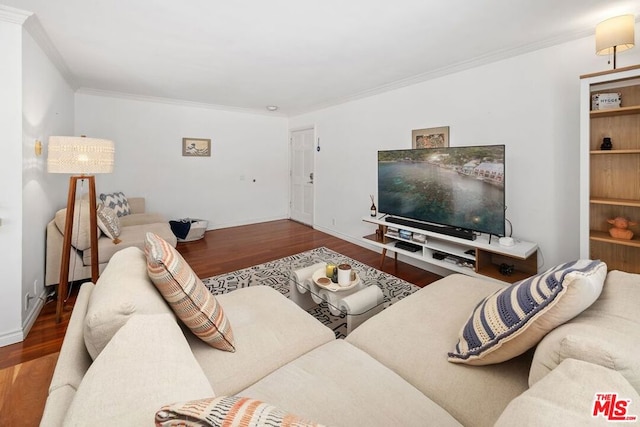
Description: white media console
362,216,538,284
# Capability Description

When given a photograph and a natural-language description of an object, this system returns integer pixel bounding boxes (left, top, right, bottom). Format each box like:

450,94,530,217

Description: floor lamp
595,14,635,70
47,136,115,323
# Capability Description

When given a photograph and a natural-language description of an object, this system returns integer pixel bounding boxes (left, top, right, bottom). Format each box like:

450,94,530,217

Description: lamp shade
47,136,114,174
596,14,635,55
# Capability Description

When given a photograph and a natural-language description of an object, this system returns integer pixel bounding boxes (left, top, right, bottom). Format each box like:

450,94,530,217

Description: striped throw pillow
145,232,235,352
96,203,121,243
99,191,131,217
156,396,325,427
448,259,606,365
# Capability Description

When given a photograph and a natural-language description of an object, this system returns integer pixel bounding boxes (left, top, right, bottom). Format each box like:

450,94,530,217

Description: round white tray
311,268,360,292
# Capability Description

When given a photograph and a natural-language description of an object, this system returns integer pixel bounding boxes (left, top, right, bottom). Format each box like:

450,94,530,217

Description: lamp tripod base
56,175,99,323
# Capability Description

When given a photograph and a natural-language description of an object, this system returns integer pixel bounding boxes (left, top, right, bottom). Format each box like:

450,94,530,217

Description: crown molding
0,4,31,24
77,24,596,119
0,5,78,90
22,15,78,90
289,26,597,116
75,87,288,117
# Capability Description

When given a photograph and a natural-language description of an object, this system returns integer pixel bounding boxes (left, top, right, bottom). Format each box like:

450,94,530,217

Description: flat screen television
377,145,506,237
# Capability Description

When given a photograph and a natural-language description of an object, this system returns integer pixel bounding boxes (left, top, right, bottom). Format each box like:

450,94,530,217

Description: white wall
21,28,74,333
0,10,74,347
0,19,25,346
289,32,640,272
75,94,290,228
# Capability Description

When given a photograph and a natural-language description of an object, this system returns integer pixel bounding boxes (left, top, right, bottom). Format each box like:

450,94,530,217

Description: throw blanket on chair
169,220,192,240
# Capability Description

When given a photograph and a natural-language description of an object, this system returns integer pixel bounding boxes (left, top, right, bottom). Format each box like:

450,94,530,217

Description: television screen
378,145,505,237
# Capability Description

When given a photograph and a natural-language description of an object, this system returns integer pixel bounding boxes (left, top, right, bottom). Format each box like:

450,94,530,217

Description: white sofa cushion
448,259,606,365
188,286,336,396
496,359,640,426
119,212,166,227
54,200,100,251
530,270,640,392
346,274,530,427
82,222,177,265
240,340,461,427
65,314,214,426
83,247,174,359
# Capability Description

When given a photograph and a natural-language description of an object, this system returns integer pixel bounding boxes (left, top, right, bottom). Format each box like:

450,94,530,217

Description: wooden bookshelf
580,66,640,273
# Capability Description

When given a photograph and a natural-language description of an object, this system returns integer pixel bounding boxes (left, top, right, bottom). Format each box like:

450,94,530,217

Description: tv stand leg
380,248,387,269
379,248,398,271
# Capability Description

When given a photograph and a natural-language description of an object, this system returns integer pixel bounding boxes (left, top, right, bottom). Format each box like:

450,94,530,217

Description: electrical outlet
24,293,31,311
33,279,38,295
332,218,336,226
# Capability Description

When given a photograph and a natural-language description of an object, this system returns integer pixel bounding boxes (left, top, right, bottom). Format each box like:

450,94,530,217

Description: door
290,127,315,225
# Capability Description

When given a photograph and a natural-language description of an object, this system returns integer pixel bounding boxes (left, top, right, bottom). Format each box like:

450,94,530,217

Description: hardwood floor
0,219,441,426
0,352,58,426
179,219,440,287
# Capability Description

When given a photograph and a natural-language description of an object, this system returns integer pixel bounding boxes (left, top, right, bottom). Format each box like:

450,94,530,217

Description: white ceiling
4,0,640,115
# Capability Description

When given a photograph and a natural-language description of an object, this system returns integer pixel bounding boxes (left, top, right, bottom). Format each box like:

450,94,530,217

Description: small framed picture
412,126,449,149
182,138,211,157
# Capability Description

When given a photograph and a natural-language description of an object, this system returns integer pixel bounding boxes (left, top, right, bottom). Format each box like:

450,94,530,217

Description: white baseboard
207,215,289,231
0,328,23,347
22,290,46,339
0,290,46,348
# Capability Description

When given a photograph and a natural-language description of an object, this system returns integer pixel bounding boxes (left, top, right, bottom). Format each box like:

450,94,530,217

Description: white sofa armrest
49,282,94,392
40,282,94,427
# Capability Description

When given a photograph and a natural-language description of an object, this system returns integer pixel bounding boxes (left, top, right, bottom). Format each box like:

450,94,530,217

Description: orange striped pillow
145,232,235,352
156,396,324,427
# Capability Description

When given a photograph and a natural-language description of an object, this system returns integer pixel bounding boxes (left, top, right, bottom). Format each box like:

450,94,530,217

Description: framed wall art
182,138,211,157
412,126,449,149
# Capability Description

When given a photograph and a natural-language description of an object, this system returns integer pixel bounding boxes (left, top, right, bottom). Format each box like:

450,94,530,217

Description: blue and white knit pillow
448,259,607,366
99,192,131,217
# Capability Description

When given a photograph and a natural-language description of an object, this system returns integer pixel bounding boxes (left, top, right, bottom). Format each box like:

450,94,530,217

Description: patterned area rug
202,247,419,338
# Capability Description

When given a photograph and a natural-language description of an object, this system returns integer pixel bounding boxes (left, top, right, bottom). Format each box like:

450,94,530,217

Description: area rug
202,246,419,338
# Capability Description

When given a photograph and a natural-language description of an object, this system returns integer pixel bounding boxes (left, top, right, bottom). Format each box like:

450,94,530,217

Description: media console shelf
362,216,538,284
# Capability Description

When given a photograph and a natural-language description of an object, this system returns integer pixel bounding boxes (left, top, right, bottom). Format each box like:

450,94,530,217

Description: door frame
288,125,317,226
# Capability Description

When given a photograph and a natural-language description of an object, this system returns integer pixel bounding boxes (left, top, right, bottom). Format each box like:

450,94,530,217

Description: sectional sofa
40,238,640,426
45,196,176,286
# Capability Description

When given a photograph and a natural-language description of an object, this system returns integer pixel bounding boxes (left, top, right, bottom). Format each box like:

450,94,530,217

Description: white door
290,128,315,225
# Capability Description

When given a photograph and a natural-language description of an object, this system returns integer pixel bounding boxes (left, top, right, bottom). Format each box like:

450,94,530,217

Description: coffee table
289,261,385,335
